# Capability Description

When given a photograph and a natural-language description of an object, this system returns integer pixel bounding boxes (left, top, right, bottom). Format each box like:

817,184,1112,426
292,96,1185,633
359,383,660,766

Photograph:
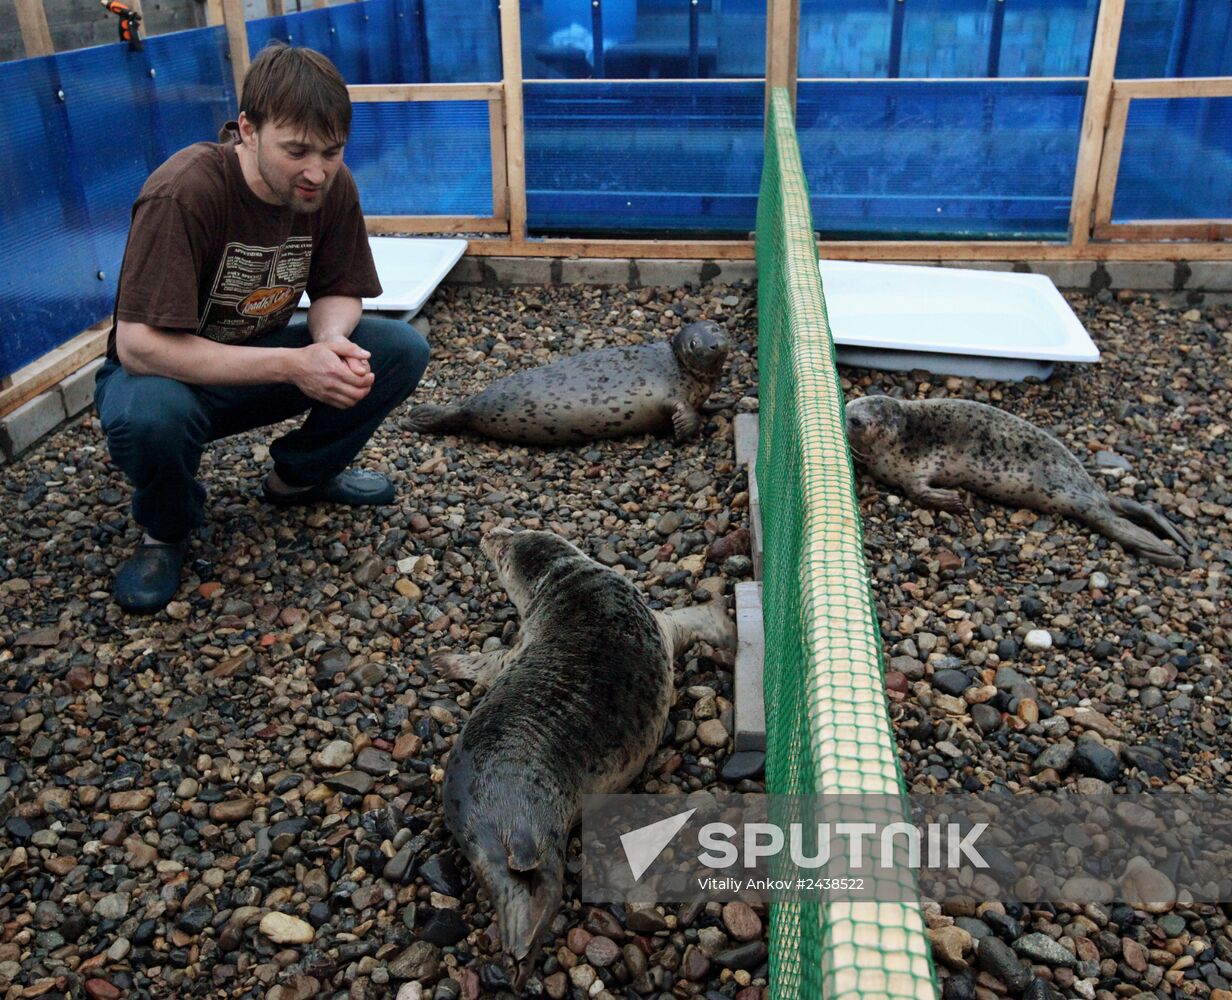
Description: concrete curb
6,254,1232,462
1,358,102,464
442,256,1232,293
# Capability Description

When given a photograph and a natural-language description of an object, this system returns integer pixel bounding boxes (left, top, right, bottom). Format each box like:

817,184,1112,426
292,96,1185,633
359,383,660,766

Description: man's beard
256,149,331,214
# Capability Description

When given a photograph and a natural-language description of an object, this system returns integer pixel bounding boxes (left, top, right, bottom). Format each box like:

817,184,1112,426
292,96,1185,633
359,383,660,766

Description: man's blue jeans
95,318,429,543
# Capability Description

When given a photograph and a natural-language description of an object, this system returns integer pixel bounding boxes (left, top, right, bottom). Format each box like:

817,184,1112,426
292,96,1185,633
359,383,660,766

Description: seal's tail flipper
405,402,467,433
657,599,736,659
1108,496,1192,552
433,647,514,689
1085,508,1186,568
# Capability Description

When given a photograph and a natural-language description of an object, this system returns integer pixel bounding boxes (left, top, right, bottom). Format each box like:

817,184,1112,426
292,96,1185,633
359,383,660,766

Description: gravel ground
851,290,1232,1000
2,283,1229,1000
0,281,766,1000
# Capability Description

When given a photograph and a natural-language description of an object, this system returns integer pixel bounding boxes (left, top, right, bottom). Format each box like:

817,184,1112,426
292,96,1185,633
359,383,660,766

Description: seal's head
844,394,906,461
670,320,730,379
481,527,587,615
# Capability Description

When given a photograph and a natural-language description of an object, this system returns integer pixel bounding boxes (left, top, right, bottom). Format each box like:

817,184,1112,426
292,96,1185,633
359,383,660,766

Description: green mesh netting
756,88,939,1000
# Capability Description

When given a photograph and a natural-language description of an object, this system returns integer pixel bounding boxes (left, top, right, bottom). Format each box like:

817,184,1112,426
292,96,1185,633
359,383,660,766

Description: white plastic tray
299,236,467,316
818,260,1100,380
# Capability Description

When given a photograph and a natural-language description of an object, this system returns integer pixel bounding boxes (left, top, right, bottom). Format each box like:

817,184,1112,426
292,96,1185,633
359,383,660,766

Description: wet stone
1071,742,1121,782
420,855,465,897
323,770,373,795
356,746,394,775
419,908,469,947
714,941,768,970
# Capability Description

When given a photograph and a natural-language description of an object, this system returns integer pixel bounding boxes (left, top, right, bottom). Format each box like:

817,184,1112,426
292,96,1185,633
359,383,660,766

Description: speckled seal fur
407,320,730,445
845,395,1191,568
436,528,734,989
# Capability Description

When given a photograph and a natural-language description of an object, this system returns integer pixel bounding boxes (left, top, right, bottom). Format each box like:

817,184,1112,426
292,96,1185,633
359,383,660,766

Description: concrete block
1027,261,1098,289
634,259,704,287
734,413,759,471
59,357,105,418
1,390,67,458
1183,262,1232,292
441,256,486,284
734,581,766,753
559,258,633,285
1102,261,1175,290
485,257,552,286
710,260,756,285
747,471,764,582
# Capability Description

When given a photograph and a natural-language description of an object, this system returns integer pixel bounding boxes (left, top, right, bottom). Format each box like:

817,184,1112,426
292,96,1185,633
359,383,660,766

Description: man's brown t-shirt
107,133,382,361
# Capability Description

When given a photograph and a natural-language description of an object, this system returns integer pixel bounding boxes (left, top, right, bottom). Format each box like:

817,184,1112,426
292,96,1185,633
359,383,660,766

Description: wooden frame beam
489,96,509,224
15,0,53,57
1069,0,1125,248
0,324,109,420
366,216,508,234
1088,78,1232,236
498,0,527,243
220,0,250,100
459,237,1232,261
1092,95,1130,229
765,0,799,115
1113,77,1232,99
1095,221,1232,240
347,83,503,102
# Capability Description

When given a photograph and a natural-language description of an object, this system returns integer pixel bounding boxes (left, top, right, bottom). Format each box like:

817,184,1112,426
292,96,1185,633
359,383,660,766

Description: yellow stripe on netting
757,88,938,1000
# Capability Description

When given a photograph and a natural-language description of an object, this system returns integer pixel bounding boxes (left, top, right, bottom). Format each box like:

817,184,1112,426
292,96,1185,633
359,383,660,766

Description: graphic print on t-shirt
198,237,313,344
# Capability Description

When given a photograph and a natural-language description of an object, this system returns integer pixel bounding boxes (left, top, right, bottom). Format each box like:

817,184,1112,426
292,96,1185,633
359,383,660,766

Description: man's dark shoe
262,469,396,507
114,542,187,614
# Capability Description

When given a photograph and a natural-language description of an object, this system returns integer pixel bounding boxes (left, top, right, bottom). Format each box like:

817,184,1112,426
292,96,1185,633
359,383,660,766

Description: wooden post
220,0,251,104
15,0,54,58
489,95,509,224
1069,0,1125,247
1092,94,1130,229
205,0,225,26
498,0,527,243
765,0,798,117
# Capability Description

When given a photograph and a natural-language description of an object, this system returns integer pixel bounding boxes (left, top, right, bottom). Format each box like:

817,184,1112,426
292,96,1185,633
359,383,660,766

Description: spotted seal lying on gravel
436,527,735,989
845,395,1191,568
406,320,730,445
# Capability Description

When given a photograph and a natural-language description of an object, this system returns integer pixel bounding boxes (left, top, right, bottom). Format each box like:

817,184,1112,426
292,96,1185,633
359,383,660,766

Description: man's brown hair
241,42,351,144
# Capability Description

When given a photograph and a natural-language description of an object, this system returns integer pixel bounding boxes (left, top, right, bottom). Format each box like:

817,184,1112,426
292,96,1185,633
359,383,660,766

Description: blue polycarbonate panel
345,101,493,215
796,80,1085,239
247,0,499,85
798,0,1098,78
524,82,763,235
0,27,232,379
1112,98,1232,221
521,0,765,80
423,0,502,82
1117,0,1232,78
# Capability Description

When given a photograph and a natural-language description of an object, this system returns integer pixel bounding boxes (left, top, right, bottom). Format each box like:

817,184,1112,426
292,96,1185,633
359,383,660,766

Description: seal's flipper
671,401,701,440
656,599,736,659
1108,496,1192,552
907,484,967,513
1084,509,1185,568
433,648,513,687
405,402,468,434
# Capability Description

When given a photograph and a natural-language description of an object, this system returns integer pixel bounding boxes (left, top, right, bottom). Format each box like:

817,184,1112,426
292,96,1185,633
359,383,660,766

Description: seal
436,527,734,989
845,395,1191,568
406,320,730,445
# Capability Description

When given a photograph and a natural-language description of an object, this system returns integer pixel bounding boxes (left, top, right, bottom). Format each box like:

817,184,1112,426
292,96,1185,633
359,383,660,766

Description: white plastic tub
817,259,1100,381
299,236,468,317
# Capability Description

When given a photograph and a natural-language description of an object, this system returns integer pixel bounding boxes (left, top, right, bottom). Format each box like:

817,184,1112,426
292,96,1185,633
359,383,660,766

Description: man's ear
237,112,258,147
